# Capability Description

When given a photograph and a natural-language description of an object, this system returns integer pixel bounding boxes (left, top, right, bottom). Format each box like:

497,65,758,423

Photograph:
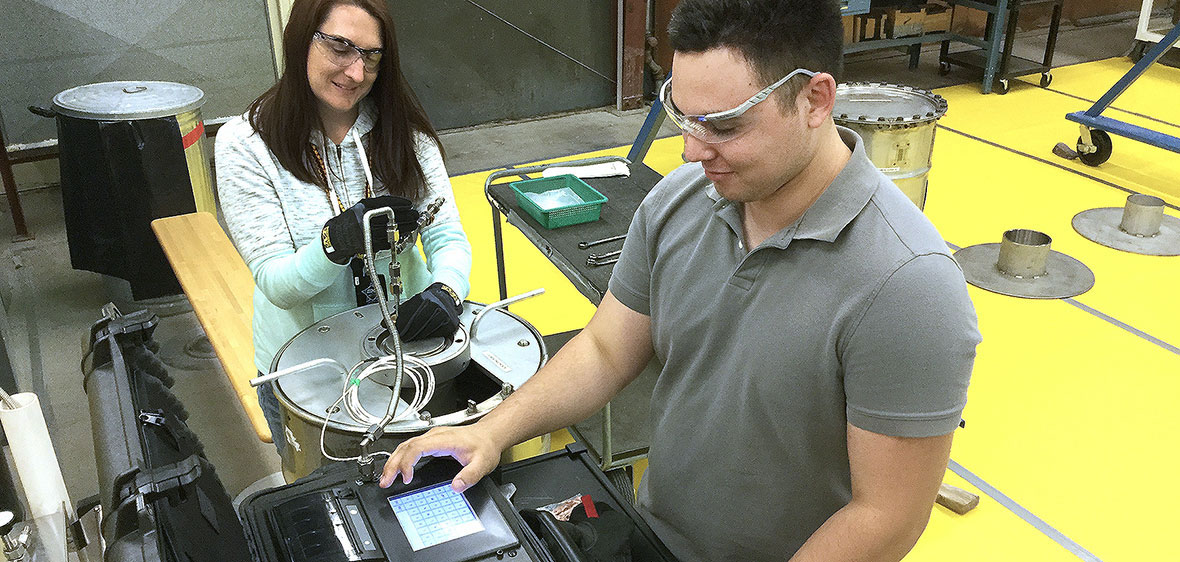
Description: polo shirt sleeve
842,253,981,438
607,196,654,316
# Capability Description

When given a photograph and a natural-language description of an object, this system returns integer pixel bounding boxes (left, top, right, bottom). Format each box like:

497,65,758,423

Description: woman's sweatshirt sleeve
215,121,344,310
413,135,472,298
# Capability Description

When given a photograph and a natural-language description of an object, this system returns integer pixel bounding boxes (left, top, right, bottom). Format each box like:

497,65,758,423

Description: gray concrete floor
0,17,1148,515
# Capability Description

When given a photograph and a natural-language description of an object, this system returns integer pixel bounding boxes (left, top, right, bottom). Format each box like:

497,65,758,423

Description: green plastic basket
510,174,608,229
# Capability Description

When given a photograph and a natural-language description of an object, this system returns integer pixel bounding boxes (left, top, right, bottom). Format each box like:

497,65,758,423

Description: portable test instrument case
238,442,678,562
82,304,675,562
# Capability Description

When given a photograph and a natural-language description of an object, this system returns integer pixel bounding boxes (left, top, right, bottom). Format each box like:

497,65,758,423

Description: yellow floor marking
904,471,1080,561
928,132,1180,559
935,77,1180,207
925,132,1180,347
951,287,1180,561
642,135,690,175
1018,58,1180,126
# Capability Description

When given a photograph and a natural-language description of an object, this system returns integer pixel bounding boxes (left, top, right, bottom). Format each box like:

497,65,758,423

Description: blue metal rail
1066,21,1180,161
627,98,666,164
1073,115,1180,156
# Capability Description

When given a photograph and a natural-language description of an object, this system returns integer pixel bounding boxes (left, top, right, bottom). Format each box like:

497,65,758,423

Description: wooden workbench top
152,211,270,442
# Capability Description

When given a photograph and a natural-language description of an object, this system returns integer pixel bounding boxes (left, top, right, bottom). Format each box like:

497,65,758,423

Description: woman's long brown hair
246,0,440,200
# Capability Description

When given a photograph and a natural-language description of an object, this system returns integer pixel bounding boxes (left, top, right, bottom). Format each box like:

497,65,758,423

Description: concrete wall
388,1,617,130
2,1,617,191
0,0,279,192
1062,0,1157,22
0,0,278,147
258,0,616,130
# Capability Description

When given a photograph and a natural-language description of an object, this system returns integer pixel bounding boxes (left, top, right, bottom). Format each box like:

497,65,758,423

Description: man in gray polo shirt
382,1,981,560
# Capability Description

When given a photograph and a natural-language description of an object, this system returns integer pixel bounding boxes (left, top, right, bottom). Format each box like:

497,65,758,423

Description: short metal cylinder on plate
996,229,1052,278
1119,193,1165,237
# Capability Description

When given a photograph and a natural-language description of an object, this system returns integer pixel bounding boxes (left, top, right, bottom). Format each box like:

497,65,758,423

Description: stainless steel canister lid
833,82,948,127
52,81,205,120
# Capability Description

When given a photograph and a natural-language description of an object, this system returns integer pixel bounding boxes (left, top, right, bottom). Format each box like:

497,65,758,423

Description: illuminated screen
387,482,485,551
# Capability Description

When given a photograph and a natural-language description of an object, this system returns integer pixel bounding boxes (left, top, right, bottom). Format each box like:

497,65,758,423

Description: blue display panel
387,482,485,551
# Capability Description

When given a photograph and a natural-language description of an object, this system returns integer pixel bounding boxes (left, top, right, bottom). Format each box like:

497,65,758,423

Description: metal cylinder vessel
833,83,948,210
51,81,214,208
996,229,1052,278
270,302,547,480
48,81,215,302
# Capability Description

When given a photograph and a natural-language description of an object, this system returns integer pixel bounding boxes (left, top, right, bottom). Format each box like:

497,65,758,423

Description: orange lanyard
310,144,374,213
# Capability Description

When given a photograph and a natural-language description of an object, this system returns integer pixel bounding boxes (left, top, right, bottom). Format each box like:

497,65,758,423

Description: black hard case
238,442,678,562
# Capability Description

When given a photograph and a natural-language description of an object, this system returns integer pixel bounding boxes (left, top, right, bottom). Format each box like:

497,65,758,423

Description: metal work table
484,158,665,474
485,160,663,304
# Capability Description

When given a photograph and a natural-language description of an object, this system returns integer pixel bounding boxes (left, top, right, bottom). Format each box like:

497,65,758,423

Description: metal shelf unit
938,0,1064,94
845,32,957,70
838,0,1011,78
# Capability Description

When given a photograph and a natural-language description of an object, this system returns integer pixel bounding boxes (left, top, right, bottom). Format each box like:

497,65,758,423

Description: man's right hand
378,425,504,492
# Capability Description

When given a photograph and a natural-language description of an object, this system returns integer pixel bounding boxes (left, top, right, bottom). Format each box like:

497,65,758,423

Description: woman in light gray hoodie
215,0,472,455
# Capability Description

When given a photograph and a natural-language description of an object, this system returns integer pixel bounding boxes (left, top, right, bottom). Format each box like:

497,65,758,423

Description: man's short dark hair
668,0,844,106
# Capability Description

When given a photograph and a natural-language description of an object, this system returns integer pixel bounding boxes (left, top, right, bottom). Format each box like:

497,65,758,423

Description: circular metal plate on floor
158,326,220,371
954,243,1095,299
1072,208,1180,256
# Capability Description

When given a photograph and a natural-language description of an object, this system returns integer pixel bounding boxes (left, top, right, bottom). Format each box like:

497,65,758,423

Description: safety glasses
313,31,384,72
659,68,818,143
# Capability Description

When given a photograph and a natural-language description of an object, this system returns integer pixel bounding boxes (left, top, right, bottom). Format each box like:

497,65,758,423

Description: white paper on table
541,161,630,179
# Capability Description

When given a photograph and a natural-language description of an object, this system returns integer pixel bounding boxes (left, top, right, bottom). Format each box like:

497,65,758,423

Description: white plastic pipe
0,393,71,562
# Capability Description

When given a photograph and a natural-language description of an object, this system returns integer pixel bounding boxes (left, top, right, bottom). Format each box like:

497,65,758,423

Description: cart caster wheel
995,79,1010,94
1039,73,1053,88
605,466,635,504
938,61,951,76
1076,129,1112,167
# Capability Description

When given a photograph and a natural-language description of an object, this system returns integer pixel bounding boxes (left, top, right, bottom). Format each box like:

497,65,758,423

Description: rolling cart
939,0,1065,94
1067,21,1180,166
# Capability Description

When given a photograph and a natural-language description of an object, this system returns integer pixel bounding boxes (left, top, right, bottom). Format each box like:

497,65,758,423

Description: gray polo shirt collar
706,126,878,249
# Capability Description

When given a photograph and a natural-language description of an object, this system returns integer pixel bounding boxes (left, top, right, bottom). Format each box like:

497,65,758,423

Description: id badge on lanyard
311,137,383,307
350,258,387,307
